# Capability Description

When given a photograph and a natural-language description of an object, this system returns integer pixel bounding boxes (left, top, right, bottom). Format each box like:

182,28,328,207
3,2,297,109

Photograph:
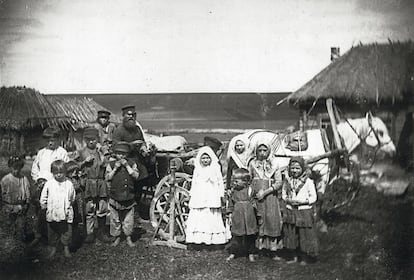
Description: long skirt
251,179,283,251
185,207,226,245
283,207,319,257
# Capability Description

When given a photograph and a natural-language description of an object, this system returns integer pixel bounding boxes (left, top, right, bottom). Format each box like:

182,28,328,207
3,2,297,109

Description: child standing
185,146,226,246
75,127,110,243
65,161,84,227
248,141,283,257
105,142,140,247
282,156,318,264
226,168,258,262
0,155,31,241
40,160,76,258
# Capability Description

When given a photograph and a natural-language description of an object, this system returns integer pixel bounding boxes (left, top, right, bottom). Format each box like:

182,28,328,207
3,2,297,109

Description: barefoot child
185,146,226,246
226,168,258,262
248,141,283,258
40,160,76,258
65,161,85,228
0,155,31,241
105,142,139,247
282,156,318,264
75,127,111,243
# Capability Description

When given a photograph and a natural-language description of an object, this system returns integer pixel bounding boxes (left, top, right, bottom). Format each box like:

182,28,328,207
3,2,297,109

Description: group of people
186,135,319,264
1,104,319,264
1,105,149,258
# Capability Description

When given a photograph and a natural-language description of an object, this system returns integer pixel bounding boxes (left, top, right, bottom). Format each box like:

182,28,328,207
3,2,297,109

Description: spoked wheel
154,172,192,196
149,186,190,243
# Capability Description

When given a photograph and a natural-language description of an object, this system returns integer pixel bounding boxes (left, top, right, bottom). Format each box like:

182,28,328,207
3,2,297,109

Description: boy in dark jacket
226,168,258,262
105,141,139,247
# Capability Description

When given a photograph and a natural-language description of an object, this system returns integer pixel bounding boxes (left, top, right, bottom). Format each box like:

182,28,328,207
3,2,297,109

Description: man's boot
97,217,113,243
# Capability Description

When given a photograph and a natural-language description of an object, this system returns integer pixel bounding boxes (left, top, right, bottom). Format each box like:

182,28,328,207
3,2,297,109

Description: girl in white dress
185,146,226,245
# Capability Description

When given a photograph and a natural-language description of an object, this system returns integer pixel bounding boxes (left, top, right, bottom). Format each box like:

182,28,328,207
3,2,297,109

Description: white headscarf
226,134,252,169
190,146,224,208
250,141,279,179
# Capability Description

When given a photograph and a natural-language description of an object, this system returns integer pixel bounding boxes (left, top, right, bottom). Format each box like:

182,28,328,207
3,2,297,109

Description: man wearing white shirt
30,127,69,246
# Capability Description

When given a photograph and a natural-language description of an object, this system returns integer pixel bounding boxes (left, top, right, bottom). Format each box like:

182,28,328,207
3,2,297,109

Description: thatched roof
285,41,414,107
0,86,119,130
0,86,67,130
47,95,121,128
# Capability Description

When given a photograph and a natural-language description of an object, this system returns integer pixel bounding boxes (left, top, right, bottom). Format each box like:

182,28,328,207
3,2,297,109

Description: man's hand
120,159,128,166
114,161,122,169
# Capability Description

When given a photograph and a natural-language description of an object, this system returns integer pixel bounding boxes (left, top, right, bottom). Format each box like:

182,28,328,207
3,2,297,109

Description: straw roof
0,86,120,130
46,95,121,128
286,41,414,107
0,86,67,130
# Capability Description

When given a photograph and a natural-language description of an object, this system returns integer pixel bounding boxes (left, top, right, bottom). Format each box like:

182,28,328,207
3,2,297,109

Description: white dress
185,147,226,245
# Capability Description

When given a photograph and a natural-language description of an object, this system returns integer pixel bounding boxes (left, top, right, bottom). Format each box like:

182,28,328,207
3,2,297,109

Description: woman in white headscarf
226,135,252,189
248,141,283,257
185,146,226,245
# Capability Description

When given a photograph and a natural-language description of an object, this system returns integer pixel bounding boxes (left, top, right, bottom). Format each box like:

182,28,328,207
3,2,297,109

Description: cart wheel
149,186,190,243
154,172,192,196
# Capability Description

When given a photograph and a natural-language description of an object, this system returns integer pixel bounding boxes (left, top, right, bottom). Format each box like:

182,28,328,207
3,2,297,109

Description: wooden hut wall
0,129,21,156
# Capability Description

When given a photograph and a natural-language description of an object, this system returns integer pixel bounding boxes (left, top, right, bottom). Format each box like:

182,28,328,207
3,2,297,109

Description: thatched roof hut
281,41,414,166
0,86,67,130
286,41,414,109
46,95,122,128
0,87,118,156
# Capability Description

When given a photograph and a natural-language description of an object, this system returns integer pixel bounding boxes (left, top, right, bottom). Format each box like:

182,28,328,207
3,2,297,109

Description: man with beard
113,105,150,218
92,110,116,156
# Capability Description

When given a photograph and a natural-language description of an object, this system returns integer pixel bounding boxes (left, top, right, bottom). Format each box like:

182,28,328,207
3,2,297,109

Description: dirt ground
1,168,413,280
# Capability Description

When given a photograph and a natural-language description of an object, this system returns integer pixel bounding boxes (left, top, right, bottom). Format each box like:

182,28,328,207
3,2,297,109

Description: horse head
337,113,396,159
363,113,396,156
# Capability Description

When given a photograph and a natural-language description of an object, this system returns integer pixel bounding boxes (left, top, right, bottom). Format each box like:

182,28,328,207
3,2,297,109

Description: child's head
43,127,60,150
256,143,270,160
113,142,130,160
231,168,251,189
51,160,67,182
83,127,99,149
288,156,306,179
200,153,212,167
8,155,24,176
65,161,80,179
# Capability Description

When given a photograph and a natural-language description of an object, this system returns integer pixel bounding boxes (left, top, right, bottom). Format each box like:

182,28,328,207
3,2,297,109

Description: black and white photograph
0,0,413,279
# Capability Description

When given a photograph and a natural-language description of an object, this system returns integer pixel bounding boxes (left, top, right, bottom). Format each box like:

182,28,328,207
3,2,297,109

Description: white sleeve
40,182,49,205
306,179,317,205
31,151,41,182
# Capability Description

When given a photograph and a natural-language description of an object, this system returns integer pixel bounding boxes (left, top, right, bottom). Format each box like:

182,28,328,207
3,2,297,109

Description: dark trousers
229,235,256,256
47,222,72,246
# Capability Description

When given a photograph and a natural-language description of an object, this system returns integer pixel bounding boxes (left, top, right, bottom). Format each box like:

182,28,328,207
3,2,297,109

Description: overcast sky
0,0,413,94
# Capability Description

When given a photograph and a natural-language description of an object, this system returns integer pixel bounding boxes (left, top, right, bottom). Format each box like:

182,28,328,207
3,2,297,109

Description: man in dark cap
113,105,150,223
92,110,116,156
30,126,69,246
113,105,149,180
75,127,111,243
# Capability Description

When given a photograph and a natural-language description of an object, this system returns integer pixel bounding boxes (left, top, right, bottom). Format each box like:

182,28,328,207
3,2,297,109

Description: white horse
227,113,396,195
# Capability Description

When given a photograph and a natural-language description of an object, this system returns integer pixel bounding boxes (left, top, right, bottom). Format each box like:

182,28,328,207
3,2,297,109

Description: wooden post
168,165,176,241
326,98,343,149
